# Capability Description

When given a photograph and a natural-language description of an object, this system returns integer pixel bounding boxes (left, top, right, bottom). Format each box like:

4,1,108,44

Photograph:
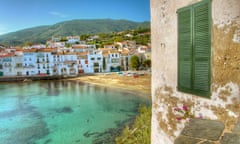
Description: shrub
115,105,151,144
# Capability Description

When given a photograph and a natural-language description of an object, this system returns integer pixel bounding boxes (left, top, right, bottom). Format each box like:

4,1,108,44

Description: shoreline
66,73,152,100
66,73,152,143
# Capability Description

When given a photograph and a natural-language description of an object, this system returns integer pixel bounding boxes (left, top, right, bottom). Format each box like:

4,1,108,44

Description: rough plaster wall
151,0,240,144
211,0,240,131
212,0,240,85
213,0,240,27
151,0,199,143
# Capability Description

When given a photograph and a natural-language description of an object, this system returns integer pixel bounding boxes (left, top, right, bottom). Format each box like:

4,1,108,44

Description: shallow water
0,81,150,144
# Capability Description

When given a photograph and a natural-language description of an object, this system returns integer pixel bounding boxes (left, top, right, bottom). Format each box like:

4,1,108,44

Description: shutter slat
178,8,192,90
194,62,210,91
193,1,211,94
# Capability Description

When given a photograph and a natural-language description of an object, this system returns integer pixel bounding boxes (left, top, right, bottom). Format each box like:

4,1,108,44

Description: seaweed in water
56,106,73,113
6,120,49,144
92,118,135,144
83,131,99,138
44,139,52,144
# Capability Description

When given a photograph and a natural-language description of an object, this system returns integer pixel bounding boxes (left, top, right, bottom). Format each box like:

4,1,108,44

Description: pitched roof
23,49,37,53
76,52,88,56
0,53,14,58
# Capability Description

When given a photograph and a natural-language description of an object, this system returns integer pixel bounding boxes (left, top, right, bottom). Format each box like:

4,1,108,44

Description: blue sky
0,0,150,35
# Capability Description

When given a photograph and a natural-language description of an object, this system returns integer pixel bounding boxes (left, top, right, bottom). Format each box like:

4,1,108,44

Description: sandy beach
67,72,151,99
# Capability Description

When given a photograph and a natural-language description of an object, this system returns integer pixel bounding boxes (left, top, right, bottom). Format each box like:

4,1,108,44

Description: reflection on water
0,81,150,144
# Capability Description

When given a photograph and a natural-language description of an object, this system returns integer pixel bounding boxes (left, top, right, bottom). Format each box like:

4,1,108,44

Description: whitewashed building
106,49,121,72
0,55,14,76
36,49,53,75
87,51,103,73
52,53,78,76
23,49,38,76
13,55,24,76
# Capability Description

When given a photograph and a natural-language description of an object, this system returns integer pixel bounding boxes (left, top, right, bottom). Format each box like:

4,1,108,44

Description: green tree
143,59,151,69
65,43,70,48
80,34,90,41
60,37,68,42
25,41,33,47
130,55,140,70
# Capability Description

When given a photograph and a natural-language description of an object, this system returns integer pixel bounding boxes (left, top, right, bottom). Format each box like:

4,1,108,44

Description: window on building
177,0,211,98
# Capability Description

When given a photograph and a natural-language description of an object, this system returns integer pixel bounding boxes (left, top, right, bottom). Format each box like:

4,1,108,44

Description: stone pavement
174,119,240,144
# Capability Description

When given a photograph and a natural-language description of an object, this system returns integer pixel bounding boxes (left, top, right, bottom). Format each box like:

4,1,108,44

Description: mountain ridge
0,19,150,46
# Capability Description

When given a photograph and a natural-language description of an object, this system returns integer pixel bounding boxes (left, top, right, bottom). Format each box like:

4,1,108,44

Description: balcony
15,64,23,68
64,60,77,65
4,64,12,67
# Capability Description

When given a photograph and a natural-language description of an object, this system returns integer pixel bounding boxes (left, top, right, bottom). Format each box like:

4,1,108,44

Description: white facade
1,56,14,76
36,52,53,75
62,54,78,76
52,54,78,76
66,36,82,44
13,56,24,76
105,51,121,72
23,52,37,76
87,53,103,73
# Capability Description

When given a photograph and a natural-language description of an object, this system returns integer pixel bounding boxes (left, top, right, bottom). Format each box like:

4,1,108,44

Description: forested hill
0,19,150,46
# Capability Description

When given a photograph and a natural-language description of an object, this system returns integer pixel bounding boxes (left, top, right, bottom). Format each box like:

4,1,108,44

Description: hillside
0,19,150,46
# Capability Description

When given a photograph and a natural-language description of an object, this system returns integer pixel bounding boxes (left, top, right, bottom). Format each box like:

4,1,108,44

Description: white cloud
49,11,68,18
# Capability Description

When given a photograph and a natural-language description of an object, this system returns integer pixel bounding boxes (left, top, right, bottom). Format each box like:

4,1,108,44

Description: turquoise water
0,81,150,144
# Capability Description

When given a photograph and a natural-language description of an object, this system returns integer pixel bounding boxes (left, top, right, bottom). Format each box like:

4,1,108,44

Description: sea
0,80,150,144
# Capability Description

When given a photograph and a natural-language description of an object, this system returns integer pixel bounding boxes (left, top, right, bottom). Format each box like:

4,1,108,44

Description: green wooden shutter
178,7,193,92
192,1,211,97
177,0,211,97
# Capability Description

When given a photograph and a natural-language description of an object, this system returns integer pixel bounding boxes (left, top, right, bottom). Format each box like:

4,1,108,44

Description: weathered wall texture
151,0,240,143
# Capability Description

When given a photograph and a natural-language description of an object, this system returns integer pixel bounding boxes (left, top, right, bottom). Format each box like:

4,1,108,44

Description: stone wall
151,0,240,143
